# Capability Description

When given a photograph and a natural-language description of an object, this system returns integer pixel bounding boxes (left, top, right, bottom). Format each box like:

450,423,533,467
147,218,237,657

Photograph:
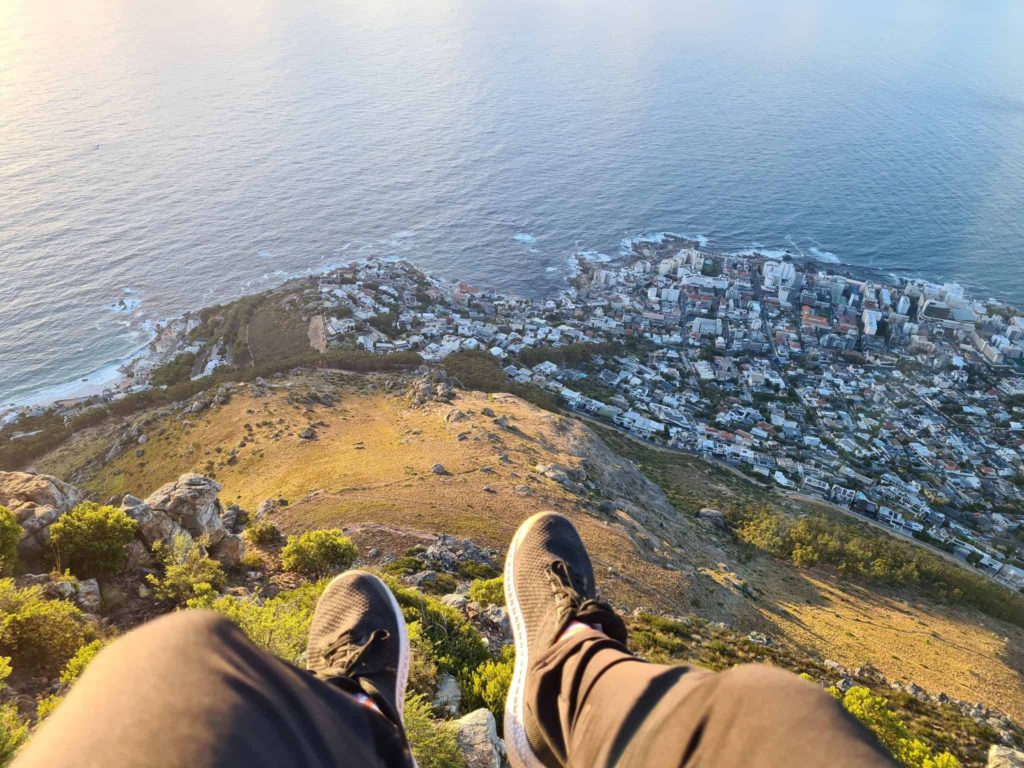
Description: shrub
192,580,326,664
403,694,467,768
147,534,225,604
467,576,504,606
60,639,103,686
49,503,138,578
0,579,86,675
35,695,63,721
464,645,514,728
406,621,439,698
833,686,961,768
0,690,27,767
0,709,26,766
239,552,265,570
244,521,281,546
384,577,488,680
0,508,18,576
281,530,357,579
381,556,425,577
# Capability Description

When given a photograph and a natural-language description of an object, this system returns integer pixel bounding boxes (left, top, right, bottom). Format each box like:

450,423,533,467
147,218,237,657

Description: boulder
299,426,317,441
454,708,508,768
431,464,448,476
988,746,1024,768
75,578,102,613
0,471,82,516
143,474,227,547
0,471,84,560
698,508,728,531
121,497,185,549
210,534,246,567
433,673,462,718
446,409,470,423
408,570,439,588
441,593,469,611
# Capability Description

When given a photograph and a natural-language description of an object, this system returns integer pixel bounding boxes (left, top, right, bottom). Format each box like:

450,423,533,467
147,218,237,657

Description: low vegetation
49,503,138,578
467,575,504,606
280,530,357,579
146,534,225,604
833,686,960,768
728,505,1024,627
0,509,18,576
0,579,88,676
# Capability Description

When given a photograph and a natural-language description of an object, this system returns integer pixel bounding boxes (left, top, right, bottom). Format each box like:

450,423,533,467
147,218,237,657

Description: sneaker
307,571,410,726
503,512,627,768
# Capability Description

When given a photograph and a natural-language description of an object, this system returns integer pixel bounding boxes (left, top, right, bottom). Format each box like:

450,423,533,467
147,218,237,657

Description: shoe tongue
575,600,629,645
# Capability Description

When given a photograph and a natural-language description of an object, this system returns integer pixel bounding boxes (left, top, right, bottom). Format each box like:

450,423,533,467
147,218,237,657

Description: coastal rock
142,474,227,547
454,708,508,768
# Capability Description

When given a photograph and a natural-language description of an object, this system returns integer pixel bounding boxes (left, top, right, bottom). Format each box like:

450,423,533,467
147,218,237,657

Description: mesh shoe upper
504,512,627,768
307,571,409,724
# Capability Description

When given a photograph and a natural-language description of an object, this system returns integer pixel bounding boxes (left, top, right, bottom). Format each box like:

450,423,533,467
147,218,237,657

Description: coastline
2,230,1015,418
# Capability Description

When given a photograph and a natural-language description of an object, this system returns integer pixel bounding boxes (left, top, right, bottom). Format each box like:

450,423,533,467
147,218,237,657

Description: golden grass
43,372,1024,722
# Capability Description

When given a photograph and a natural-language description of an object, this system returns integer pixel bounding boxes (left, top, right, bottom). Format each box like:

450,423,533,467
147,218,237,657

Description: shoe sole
504,512,564,768
320,572,411,722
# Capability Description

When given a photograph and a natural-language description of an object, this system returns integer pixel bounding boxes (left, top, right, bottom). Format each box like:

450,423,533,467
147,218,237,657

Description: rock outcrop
454,708,508,768
0,471,84,560
989,746,1024,768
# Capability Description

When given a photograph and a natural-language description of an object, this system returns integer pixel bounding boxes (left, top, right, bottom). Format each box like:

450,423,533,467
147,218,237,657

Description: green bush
147,534,225,604
244,521,281,546
60,639,104,686
467,576,504,606
832,686,960,768
0,657,28,762
0,508,18,576
464,645,514,728
191,580,326,664
406,621,439,698
49,503,138,578
384,577,487,679
35,694,63,722
281,530,357,579
0,579,86,676
403,694,467,768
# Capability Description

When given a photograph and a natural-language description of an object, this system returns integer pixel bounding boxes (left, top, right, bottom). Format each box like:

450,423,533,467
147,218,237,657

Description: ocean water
2,0,1023,407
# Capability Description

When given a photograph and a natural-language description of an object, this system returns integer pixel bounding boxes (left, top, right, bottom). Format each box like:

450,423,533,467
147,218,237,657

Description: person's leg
534,627,894,768
15,573,415,768
504,511,895,768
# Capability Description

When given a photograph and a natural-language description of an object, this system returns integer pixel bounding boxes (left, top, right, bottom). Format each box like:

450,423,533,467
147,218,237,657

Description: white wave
807,247,840,263
108,296,142,314
513,233,538,245
729,246,792,260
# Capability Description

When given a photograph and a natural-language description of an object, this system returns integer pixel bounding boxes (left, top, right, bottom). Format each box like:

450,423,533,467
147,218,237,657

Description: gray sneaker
307,571,410,726
503,512,627,768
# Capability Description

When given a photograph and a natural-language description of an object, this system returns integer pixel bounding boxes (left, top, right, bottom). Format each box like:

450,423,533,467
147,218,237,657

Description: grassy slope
31,371,1024,724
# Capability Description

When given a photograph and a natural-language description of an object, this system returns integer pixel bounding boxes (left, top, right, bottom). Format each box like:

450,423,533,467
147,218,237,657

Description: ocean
2,0,1023,407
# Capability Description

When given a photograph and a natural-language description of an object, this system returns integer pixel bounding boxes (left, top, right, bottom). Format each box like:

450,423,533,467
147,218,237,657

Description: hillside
29,371,1024,712
4,368,1023,765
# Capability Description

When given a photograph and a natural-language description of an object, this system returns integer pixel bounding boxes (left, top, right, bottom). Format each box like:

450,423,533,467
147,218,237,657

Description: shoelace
546,560,628,644
321,629,404,728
